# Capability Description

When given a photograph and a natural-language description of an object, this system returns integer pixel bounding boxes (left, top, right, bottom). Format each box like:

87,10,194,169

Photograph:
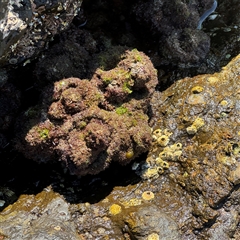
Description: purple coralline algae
15,49,158,176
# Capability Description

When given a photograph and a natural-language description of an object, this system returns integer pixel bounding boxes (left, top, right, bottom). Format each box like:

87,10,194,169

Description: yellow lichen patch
207,76,219,84
191,86,204,93
142,191,155,201
120,198,142,207
109,204,122,215
147,233,159,240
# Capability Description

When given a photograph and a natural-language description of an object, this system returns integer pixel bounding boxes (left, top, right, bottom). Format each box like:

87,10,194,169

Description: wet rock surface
148,54,240,238
124,205,181,239
0,188,80,240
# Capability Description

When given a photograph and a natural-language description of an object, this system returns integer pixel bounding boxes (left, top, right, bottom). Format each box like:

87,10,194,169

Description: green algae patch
38,128,50,139
116,106,128,115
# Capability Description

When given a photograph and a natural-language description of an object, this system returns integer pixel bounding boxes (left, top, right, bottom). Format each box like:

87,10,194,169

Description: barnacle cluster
186,117,205,135
134,128,183,179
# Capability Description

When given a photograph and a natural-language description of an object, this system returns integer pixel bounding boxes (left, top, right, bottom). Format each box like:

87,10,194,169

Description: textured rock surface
15,49,158,176
0,0,82,67
124,205,181,239
147,53,240,238
0,188,80,240
133,0,214,65
0,83,21,131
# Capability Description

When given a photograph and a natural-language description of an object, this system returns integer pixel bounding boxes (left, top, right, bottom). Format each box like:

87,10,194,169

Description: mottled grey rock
0,0,82,67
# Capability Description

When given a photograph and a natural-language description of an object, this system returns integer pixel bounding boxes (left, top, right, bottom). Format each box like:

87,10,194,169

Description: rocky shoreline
0,0,240,239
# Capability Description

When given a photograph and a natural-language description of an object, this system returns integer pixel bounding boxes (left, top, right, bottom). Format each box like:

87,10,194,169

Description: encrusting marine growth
15,49,158,176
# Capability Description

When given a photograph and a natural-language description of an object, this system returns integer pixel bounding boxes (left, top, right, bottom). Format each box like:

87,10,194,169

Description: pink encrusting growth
15,49,158,176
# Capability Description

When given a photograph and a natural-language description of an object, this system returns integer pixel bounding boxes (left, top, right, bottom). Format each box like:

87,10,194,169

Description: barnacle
157,135,169,147
142,191,155,201
156,158,169,169
147,233,159,240
191,86,204,93
153,129,162,137
142,167,163,180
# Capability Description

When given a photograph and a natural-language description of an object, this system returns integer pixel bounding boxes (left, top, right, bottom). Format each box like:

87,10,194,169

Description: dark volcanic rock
133,0,214,65
0,83,21,131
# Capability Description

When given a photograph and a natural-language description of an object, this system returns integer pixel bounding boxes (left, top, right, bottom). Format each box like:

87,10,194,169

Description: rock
0,188,80,239
0,83,21,131
124,205,181,239
0,0,82,67
146,53,240,237
15,49,158,176
133,0,213,65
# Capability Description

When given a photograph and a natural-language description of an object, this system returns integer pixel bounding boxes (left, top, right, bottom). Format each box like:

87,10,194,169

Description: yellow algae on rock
120,198,142,207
